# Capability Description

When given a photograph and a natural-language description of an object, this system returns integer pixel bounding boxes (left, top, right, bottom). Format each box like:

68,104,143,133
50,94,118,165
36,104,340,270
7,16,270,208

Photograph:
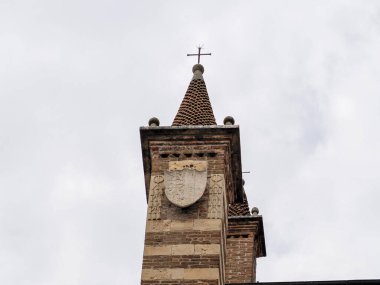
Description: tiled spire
172,64,216,126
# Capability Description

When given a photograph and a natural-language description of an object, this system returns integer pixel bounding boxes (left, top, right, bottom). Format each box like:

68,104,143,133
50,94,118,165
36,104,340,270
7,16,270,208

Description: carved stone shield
164,160,207,208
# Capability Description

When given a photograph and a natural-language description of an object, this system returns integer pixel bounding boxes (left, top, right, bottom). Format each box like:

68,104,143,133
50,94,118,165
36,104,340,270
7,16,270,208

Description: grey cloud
0,1,380,284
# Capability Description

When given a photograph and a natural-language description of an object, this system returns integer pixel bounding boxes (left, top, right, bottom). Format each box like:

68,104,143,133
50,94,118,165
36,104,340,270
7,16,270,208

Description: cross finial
187,46,211,64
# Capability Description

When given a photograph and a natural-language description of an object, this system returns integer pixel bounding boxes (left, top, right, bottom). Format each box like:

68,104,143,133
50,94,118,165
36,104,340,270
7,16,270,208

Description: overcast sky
1,1,380,284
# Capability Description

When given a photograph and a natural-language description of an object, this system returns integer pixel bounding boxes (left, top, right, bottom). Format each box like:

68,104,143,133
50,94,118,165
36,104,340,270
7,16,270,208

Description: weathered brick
225,218,262,283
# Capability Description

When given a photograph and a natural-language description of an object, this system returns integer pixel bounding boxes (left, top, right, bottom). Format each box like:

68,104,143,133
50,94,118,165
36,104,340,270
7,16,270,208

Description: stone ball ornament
251,207,259,216
148,117,160,127
192,63,204,74
223,116,235,125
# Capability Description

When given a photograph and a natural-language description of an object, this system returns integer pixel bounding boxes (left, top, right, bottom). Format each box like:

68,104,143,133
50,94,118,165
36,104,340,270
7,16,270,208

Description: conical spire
172,64,216,126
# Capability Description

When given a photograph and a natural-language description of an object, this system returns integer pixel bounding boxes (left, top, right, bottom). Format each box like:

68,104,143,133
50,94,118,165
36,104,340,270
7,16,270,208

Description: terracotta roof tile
172,64,216,126
228,190,251,216
228,199,251,216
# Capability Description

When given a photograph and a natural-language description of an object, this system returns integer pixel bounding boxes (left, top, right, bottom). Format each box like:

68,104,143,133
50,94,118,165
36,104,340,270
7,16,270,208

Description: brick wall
140,128,266,285
141,220,224,284
144,230,222,246
142,281,219,285
225,218,262,283
141,138,231,285
143,254,220,269
150,142,230,177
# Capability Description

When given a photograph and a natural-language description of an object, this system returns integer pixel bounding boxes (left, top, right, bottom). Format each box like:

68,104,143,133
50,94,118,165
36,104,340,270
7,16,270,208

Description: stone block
171,244,195,255
141,269,171,280
144,245,172,256
193,219,221,231
183,268,219,280
194,244,220,255
146,220,171,232
170,219,194,231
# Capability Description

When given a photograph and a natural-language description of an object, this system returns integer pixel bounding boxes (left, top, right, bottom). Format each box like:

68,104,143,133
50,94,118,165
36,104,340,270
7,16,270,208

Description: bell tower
140,62,266,285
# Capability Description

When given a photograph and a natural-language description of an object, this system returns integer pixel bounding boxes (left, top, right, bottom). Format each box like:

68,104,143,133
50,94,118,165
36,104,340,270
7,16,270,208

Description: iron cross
187,46,211,64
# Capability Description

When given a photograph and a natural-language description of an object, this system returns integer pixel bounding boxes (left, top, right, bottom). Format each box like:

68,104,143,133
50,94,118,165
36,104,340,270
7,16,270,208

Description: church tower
140,61,266,285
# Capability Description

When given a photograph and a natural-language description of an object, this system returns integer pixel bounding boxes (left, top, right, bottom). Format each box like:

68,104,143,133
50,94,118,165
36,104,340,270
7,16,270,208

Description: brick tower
140,63,266,285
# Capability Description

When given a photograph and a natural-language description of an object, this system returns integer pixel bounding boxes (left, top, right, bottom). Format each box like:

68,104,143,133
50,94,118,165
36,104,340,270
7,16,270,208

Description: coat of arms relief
164,160,208,208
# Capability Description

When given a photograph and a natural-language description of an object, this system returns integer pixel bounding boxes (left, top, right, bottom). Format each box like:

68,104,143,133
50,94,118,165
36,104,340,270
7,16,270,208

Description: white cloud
0,1,379,284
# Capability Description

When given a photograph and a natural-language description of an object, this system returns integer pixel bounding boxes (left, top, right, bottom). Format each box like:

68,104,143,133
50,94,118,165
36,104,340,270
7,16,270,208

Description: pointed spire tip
172,63,216,126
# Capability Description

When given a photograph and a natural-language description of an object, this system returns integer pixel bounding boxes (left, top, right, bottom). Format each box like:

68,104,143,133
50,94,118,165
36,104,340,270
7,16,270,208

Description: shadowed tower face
139,64,266,285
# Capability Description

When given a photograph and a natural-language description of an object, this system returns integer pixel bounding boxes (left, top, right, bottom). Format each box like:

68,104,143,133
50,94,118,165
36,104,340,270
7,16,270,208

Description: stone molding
145,219,222,233
141,268,219,281
144,244,220,256
147,175,164,220
168,160,207,171
208,174,225,219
